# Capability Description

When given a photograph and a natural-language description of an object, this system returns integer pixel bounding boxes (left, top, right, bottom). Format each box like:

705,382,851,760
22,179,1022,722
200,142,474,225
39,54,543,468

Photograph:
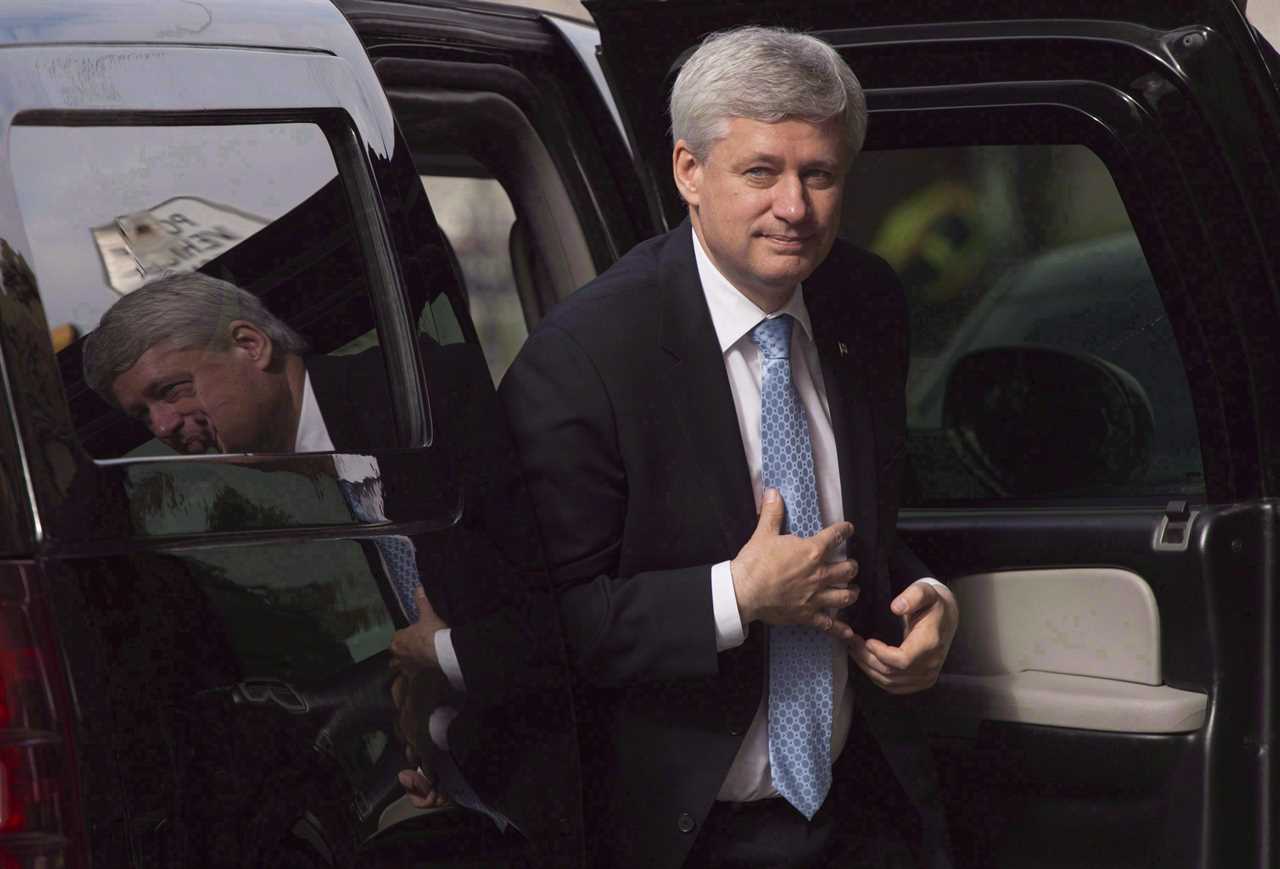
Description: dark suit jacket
307,342,584,865
500,221,943,869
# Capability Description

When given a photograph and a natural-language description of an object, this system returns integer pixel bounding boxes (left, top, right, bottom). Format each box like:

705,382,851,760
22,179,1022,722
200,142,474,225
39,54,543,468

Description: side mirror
942,346,1153,496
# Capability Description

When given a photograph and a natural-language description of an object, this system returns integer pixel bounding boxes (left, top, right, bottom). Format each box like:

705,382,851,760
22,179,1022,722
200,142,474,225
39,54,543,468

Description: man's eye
744,167,772,179
161,381,192,400
805,171,836,188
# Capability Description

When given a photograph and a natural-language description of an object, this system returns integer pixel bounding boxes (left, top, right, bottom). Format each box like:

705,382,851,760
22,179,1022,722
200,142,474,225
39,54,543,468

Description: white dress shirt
692,232,942,803
295,371,461,747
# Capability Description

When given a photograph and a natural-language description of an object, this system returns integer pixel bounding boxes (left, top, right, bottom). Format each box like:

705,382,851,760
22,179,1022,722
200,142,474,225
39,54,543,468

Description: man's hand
729,488,859,638
846,580,959,695
390,666,449,753
397,766,451,810
390,586,449,673
390,666,453,809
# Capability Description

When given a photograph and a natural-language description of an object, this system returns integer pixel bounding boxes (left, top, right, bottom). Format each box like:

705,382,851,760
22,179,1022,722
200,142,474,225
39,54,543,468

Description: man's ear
672,139,703,207
229,320,274,371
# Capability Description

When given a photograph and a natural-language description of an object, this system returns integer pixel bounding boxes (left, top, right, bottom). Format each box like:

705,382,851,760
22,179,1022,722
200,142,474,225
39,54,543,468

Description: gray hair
83,272,308,406
670,26,867,162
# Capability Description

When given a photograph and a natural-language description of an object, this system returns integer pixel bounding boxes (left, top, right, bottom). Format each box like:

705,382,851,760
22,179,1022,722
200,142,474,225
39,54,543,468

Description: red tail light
0,565,84,869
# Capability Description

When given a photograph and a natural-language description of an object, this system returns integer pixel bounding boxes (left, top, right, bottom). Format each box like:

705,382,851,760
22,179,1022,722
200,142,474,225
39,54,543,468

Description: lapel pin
837,341,849,357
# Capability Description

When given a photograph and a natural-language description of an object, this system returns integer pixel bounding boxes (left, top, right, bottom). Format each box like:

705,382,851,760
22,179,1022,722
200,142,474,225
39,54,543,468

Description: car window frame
0,43,439,549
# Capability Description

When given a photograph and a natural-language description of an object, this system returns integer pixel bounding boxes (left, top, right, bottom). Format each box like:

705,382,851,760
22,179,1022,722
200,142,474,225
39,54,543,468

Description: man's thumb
755,488,784,537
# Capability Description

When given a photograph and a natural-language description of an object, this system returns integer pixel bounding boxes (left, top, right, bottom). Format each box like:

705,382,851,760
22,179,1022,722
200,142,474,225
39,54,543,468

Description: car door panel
930,566,1208,735
944,568,1165,685
0,24,584,867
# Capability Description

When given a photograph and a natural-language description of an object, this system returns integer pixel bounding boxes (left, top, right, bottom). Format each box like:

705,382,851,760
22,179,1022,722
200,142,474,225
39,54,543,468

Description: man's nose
771,174,809,223
149,404,182,437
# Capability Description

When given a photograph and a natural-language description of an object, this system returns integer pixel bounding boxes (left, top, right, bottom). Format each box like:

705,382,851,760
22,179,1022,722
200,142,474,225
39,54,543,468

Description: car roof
0,0,358,56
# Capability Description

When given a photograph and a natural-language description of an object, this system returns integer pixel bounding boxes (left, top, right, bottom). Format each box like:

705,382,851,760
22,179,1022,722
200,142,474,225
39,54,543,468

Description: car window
9,120,399,459
385,80,599,386
845,143,1205,503
421,174,526,383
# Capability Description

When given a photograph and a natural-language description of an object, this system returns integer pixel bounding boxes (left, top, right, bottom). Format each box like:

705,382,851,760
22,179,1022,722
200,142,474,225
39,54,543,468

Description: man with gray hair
500,26,957,868
83,271,314,454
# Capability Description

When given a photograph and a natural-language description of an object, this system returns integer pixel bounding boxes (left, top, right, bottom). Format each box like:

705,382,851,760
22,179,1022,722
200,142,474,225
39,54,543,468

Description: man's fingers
817,560,858,587
880,674,938,695
399,768,432,795
891,580,938,618
407,786,450,809
862,636,917,671
849,643,940,693
849,624,947,694
862,635,944,678
810,611,854,641
847,634,895,677
389,630,410,664
400,768,451,809
810,585,858,611
753,488,785,538
812,520,854,556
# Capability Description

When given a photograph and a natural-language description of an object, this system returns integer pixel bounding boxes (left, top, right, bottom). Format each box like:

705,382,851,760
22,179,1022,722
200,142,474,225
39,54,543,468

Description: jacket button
677,812,696,834
728,725,741,736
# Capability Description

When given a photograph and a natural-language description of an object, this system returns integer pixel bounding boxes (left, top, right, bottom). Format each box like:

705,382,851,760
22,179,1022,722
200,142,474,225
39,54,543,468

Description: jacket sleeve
499,322,723,688
889,538,932,592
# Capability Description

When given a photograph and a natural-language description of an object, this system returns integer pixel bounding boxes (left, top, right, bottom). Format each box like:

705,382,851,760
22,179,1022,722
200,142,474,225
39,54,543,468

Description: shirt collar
691,226,815,355
294,370,336,454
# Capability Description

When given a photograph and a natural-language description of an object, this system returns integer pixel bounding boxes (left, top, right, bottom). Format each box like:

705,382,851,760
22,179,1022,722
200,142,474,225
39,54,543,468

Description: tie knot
751,315,794,359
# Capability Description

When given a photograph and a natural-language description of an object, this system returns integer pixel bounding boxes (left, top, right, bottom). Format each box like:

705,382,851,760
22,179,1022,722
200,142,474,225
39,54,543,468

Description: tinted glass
10,121,390,458
844,144,1205,502
421,174,526,384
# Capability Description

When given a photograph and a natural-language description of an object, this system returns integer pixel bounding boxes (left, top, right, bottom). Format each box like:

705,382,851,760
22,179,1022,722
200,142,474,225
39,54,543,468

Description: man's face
674,116,849,308
111,337,269,454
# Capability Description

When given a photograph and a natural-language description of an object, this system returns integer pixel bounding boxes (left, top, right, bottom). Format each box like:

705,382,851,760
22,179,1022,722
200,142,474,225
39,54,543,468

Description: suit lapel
804,286,879,553
804,266,881,638
657,221,757,553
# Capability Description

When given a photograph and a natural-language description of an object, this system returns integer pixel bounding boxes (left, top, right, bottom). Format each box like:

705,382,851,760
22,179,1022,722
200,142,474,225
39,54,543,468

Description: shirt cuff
915,577,947,592
435,629,466,692
711,560,746,651
428,706,459,751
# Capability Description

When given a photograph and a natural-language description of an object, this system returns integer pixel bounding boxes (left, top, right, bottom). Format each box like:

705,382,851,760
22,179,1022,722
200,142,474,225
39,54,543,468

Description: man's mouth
762,234,811,249
181,426,217,454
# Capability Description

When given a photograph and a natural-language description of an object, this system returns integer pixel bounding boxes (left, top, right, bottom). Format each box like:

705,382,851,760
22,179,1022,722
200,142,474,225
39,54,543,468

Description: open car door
588,2,1280,867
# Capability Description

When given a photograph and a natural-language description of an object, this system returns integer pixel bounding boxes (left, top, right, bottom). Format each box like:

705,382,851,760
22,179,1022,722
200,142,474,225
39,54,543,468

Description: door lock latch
1153,499,1198,552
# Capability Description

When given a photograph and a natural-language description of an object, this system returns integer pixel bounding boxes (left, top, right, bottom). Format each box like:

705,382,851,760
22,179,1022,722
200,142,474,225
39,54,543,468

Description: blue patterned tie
752,315,833,820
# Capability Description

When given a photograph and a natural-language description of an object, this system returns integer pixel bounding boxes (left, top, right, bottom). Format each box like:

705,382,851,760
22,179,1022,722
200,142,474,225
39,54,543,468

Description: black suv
0,1,1277,867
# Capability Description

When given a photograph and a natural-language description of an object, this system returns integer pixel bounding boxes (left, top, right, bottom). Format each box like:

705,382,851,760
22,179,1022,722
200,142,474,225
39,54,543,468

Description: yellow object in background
870,181,988,305
50,323,78,352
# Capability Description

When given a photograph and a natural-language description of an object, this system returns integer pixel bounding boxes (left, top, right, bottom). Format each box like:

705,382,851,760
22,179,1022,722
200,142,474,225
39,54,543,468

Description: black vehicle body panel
0,0,580,865
336,0,651,301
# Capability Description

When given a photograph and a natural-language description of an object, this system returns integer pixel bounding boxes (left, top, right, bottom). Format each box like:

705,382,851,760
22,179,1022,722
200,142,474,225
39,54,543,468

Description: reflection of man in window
81,274,575,854
83,273,339,454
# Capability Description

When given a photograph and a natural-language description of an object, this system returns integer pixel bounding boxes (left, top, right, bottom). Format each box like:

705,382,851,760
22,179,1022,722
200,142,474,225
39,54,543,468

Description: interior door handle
232,678,309,714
